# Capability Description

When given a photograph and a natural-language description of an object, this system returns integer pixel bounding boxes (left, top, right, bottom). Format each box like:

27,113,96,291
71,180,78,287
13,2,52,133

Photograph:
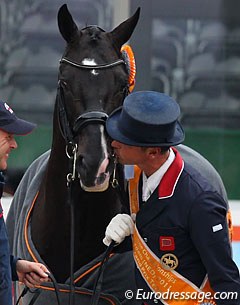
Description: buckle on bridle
66,142,78,185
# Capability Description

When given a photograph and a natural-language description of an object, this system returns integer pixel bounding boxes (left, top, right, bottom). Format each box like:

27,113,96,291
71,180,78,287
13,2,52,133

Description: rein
66,143,77,305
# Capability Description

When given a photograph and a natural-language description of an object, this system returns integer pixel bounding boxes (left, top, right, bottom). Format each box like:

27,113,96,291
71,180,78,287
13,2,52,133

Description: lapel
135,148,184,229
158,147,184,199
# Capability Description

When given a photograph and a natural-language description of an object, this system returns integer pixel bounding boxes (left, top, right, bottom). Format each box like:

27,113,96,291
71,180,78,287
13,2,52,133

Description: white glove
103,214,135,246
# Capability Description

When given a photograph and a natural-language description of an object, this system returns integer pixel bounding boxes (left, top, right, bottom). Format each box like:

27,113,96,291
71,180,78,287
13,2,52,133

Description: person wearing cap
0,101,50,305
103,91,240,305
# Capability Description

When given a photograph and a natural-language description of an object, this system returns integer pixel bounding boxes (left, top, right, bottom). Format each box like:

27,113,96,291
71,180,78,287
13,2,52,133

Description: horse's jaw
80,174,110,192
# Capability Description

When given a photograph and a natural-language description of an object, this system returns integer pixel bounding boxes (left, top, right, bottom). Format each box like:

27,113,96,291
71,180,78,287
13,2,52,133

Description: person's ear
147,147,161,159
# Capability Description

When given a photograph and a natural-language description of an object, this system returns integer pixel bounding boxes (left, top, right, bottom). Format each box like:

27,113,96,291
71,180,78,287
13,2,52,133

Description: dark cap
0,100,36,135
106,91,184,147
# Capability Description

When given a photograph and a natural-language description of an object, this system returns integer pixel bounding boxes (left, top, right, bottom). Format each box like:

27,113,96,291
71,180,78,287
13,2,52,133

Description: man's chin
0,161,8,171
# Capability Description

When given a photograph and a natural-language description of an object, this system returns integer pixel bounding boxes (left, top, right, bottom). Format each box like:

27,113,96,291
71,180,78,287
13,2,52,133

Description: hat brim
106,108,185,147
0,118,36,135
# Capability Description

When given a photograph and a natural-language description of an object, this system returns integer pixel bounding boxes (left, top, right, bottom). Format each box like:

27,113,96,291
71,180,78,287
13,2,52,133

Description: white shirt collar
142,148,175,201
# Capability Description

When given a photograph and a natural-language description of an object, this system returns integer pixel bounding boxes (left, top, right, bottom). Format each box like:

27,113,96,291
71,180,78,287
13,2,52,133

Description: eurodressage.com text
124,289,238,303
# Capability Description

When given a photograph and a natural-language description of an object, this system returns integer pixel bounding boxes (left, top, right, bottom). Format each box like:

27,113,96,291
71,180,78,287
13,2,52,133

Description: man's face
111,140,146,165
0,130,17,170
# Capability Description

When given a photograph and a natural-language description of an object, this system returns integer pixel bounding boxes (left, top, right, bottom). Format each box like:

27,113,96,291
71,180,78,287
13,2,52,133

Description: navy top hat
106,91,185,147
0,100,36,135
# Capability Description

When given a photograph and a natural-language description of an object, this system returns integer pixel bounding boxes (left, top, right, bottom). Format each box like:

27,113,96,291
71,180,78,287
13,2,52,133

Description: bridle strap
60,57,125,69
57,83,74,144
57,54,126,144
73,111,108,134
57,83,109,144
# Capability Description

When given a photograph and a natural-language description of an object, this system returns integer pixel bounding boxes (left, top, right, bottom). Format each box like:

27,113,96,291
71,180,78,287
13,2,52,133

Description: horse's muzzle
79,172,110,192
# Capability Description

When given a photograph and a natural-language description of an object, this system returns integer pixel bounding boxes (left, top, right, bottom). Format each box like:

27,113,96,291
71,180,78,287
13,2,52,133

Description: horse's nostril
96,173,108,185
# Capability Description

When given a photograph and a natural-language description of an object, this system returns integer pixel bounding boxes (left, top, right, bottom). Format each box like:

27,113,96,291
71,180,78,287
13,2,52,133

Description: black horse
7,3,139,282
33,5,140,282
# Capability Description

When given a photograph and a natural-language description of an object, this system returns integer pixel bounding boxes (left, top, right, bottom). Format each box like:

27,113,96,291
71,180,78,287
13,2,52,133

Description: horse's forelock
81,26,105,42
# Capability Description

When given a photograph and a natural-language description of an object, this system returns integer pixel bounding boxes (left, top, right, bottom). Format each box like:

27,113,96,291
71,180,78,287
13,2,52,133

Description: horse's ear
110,7,140,49
57,4,79,43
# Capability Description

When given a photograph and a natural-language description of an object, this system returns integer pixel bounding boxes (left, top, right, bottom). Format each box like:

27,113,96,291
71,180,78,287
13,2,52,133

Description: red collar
158,147,184,199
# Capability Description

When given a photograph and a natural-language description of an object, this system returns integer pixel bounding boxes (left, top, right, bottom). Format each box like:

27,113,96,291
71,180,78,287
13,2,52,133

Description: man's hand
16,260,50,288
103,214,135,246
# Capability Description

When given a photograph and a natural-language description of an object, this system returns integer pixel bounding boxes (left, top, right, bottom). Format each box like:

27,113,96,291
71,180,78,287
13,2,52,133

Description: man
103,91,240,305
0,100,49,304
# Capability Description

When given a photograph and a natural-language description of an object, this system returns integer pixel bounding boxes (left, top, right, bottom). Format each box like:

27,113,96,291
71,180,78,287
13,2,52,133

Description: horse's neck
31,130,72,235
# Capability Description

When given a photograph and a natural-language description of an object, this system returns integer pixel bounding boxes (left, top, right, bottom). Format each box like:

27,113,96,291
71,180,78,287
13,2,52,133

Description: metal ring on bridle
66,142,78,159
111,154,119,188
111,178,119,188
66,142,78,185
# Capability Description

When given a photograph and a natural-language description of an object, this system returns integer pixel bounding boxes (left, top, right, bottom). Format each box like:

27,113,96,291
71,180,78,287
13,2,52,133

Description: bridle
15,15,137,302
16,56,127,305
16,30,130,302
58,56,127,305
57,56,127,145
57,54,129,186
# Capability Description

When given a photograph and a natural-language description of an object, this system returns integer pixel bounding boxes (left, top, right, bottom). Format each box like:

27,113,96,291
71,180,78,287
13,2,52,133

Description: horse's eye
122,85,128,93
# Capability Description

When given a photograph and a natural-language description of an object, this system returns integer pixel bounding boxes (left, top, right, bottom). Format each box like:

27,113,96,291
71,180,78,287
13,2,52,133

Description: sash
129,165,216,305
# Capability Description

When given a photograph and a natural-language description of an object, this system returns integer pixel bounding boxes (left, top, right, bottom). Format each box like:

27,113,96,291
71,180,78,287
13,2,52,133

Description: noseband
57,56,126,144
73,111,108,134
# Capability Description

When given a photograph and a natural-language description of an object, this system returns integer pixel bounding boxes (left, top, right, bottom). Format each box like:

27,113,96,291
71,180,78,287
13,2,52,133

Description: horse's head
56,4,140,192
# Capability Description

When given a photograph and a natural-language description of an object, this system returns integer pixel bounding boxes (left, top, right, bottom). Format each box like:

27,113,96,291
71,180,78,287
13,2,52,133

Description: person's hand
103,214,135,246
16,260,50,288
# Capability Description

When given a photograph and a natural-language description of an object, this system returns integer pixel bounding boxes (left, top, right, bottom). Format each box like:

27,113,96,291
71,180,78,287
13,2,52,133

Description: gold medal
160,253,178,270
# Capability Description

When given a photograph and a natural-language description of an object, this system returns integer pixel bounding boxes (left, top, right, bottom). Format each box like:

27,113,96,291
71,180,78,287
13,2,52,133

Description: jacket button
143,237,148,243
154,299,158,303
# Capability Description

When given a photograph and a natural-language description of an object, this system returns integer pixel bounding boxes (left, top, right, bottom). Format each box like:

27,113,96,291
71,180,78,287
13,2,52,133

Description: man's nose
10,138,18,149
111,140,121,148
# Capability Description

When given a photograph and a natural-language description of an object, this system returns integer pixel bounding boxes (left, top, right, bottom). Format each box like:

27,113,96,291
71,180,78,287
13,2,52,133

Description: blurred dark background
1,0,240,199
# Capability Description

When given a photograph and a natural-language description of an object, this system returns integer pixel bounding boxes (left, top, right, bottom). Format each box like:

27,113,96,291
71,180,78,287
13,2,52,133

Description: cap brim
106,108,185,147
0,118,36,135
